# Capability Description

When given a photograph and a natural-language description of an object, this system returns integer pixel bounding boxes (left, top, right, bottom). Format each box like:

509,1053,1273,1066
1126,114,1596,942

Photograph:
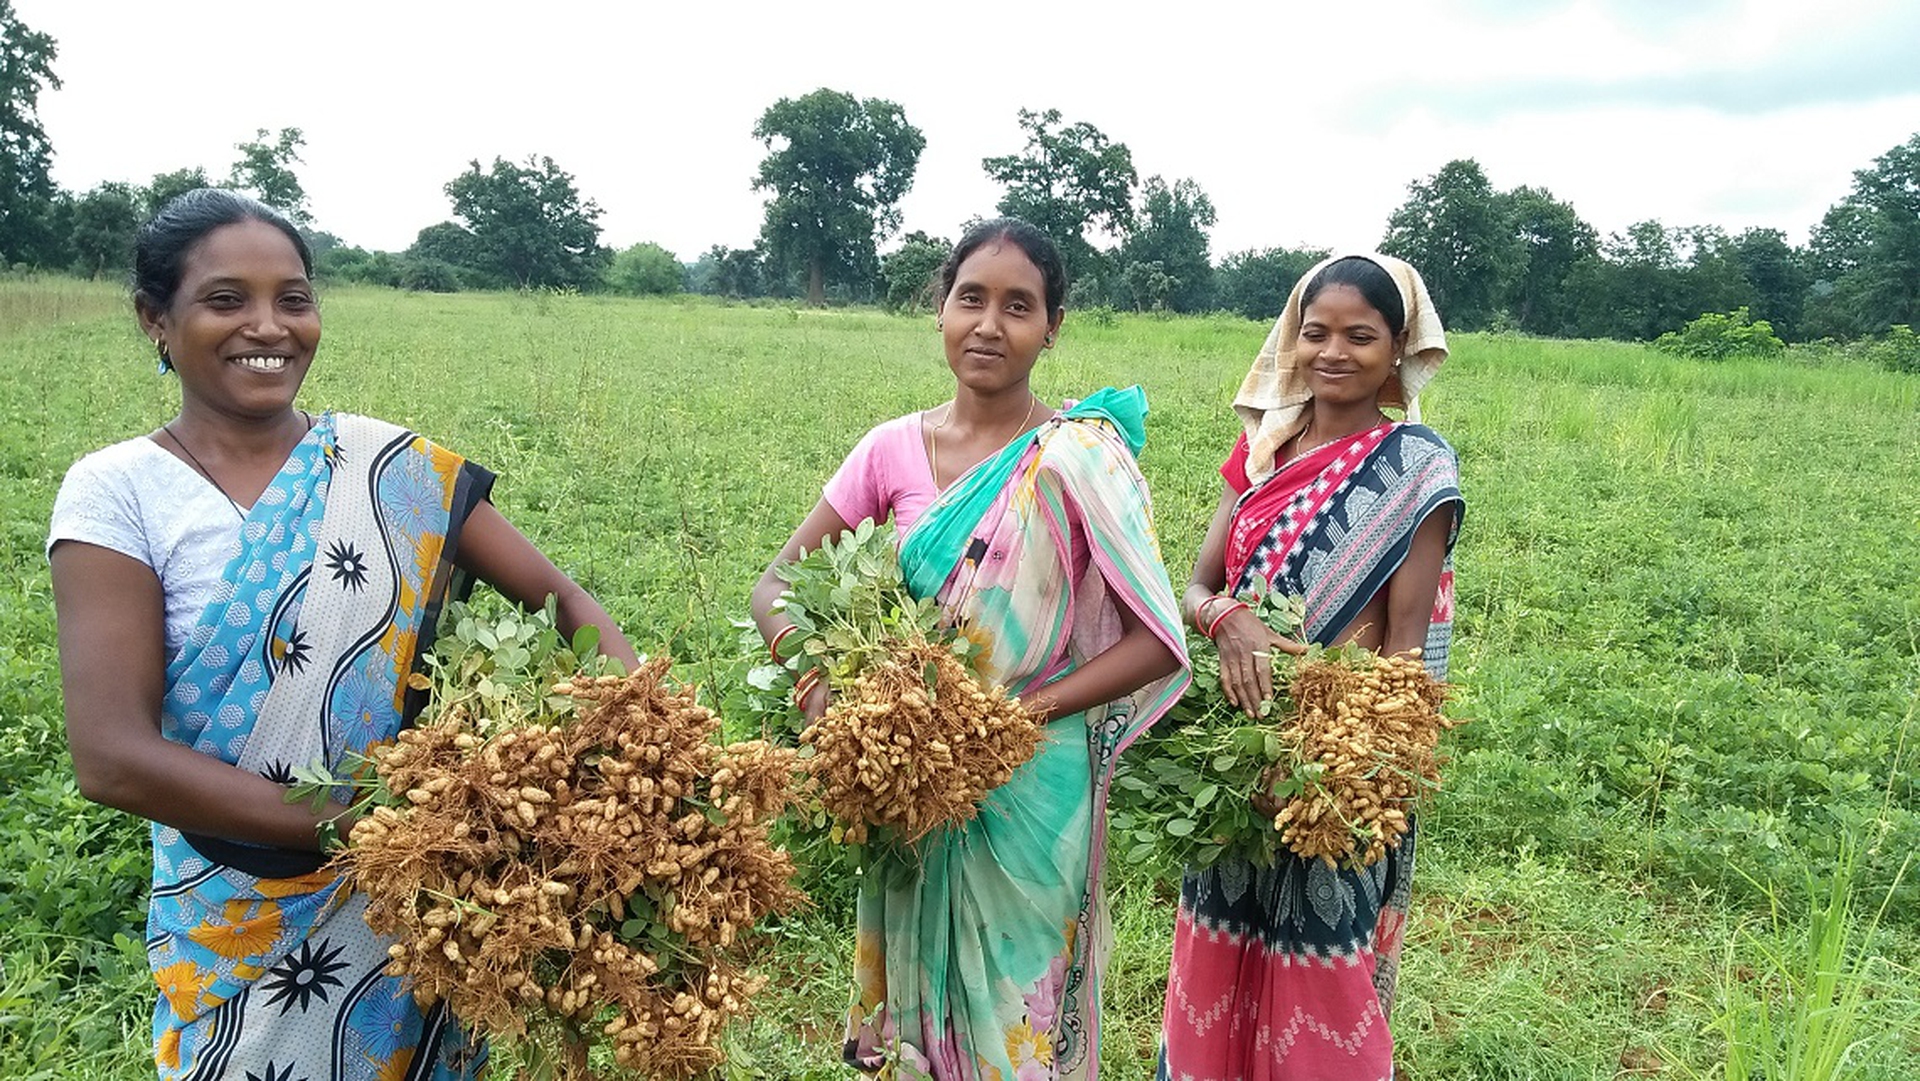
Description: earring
1044,333,1054,345
155,339,173,374
936,318,943,331
1393,357,1402,369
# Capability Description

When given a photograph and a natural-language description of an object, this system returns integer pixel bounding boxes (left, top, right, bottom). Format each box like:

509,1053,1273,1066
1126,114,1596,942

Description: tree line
1,1,1914,345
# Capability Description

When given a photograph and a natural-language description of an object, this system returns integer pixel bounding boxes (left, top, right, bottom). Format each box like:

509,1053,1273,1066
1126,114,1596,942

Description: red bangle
792,669,821,706
1204,600,1250,640
770,624,798,662
1194,595,1228,632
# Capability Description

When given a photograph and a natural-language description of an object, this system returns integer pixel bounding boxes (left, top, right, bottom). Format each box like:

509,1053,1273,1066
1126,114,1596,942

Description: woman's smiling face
939,241,1060,395
139,218,320,419
1296,282,1405,408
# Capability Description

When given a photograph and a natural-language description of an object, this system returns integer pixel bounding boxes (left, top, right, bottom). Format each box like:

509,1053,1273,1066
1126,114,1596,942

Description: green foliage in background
1655,307,1787,360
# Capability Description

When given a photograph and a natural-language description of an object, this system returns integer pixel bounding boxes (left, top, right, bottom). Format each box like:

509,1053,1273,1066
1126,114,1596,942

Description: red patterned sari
1158,422,1461,1081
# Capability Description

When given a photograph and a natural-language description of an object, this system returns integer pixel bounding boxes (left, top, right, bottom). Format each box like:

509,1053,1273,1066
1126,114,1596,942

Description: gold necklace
928,394,1042,489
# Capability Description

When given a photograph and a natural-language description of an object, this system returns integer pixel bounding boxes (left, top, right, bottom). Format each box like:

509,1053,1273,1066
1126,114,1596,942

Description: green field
2,279,1916,1079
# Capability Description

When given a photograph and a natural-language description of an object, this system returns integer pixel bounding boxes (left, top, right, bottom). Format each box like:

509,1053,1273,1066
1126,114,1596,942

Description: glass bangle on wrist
1204,600,1250,639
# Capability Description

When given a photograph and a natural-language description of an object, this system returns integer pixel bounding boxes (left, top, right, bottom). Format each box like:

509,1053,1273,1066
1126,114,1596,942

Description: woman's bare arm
452,502,640,669
52,542,352,850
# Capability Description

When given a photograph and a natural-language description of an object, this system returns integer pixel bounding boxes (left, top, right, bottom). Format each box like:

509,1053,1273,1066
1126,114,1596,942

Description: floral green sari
844,387,1190,1080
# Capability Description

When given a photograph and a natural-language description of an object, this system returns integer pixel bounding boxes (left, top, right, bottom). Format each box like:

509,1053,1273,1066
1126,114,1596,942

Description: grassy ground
1,280,1915,1078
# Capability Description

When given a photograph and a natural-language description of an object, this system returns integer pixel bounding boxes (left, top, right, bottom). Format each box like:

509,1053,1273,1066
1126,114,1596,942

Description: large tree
444,155,606,290
1500,185,1596,335
227,127,310,226
1214,246,1330,322
1118,176,1217,312
1380,159,1516,330
1804,131,1920,337
0,0,61,266
982,108,1137,287
144,167,212,217
67,181,141,278
1727,228,1808,341
752,89,923,306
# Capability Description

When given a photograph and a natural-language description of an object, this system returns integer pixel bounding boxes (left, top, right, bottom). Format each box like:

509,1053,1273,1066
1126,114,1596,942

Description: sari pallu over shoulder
1227,422,1463,670
150,412,490,1081
847,386,1190,1080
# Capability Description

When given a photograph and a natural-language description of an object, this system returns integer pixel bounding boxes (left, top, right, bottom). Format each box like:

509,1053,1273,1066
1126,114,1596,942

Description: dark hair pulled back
937,217,1069,318
1300,256,1405,338
133,188,313,312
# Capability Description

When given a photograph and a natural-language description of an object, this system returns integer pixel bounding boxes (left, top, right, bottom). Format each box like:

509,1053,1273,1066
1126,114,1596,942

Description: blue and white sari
148,413,489,1081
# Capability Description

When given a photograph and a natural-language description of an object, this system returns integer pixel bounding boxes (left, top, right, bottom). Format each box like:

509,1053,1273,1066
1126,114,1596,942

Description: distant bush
605,242,685,297
880,233,948,312
1866,324,1920,374
400,257,462,293
1654,306,1785,360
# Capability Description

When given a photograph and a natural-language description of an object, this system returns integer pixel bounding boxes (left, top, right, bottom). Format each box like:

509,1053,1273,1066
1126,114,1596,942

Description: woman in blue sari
750,218,1190,1080
47,189,639,1080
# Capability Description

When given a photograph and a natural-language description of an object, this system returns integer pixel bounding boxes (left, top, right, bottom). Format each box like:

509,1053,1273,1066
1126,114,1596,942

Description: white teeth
236,355,287,371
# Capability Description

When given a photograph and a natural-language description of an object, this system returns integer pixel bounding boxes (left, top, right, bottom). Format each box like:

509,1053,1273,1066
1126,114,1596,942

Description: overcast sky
18,0,1920,262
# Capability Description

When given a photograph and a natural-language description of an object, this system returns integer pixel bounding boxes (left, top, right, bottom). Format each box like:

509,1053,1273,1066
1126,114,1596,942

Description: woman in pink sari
1159,253,1463,1080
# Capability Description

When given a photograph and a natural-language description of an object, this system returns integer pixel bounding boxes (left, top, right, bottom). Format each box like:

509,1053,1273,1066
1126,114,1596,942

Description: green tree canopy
227,127,310,226
1500,185,1597,335
982,108,1137,287
67,181,140,278
1118,177,1216,313
752,89,924,306
144,167,212,218
1380,158,1516,330
1805,131,1920,337
881,231,950,312
1726,228,1808,341
606,242,685,296
0,0,61,266
1214,246,1330,322
444,155,606,290
407,221,479,273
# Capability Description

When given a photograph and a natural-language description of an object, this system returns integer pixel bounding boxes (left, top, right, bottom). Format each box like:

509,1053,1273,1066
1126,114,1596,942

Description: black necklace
163,423,245,520
160,413,313,522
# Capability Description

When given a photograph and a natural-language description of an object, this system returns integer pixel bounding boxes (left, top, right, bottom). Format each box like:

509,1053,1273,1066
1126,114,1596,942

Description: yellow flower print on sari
154,962,208,1022
155,1027,183,1070
187,897,284,961
1003,1019,1053,1078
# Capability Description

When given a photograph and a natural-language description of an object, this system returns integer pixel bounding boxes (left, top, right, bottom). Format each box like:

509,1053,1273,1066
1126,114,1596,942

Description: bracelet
792,669,821,707
769,624,798,663
1193,594,1229,632
1204,600,1250,640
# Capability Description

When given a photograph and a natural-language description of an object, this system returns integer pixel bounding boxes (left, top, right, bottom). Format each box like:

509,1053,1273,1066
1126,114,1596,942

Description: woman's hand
1212,606,1306,716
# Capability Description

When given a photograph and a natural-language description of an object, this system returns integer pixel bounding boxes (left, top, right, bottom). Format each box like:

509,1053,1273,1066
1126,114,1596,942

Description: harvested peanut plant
762,520,1042,849
295,599,805,1079
1109,588,1462,874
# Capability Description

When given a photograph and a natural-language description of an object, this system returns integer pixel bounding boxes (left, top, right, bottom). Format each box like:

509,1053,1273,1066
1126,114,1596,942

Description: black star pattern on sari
259,760,297,786
245,1063,302,1081
280,627,312,674
260,937,349,1016
324,539,369,592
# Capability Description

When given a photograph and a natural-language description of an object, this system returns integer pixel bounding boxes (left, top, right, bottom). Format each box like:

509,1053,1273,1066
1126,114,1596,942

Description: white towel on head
1231,251,1448,484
